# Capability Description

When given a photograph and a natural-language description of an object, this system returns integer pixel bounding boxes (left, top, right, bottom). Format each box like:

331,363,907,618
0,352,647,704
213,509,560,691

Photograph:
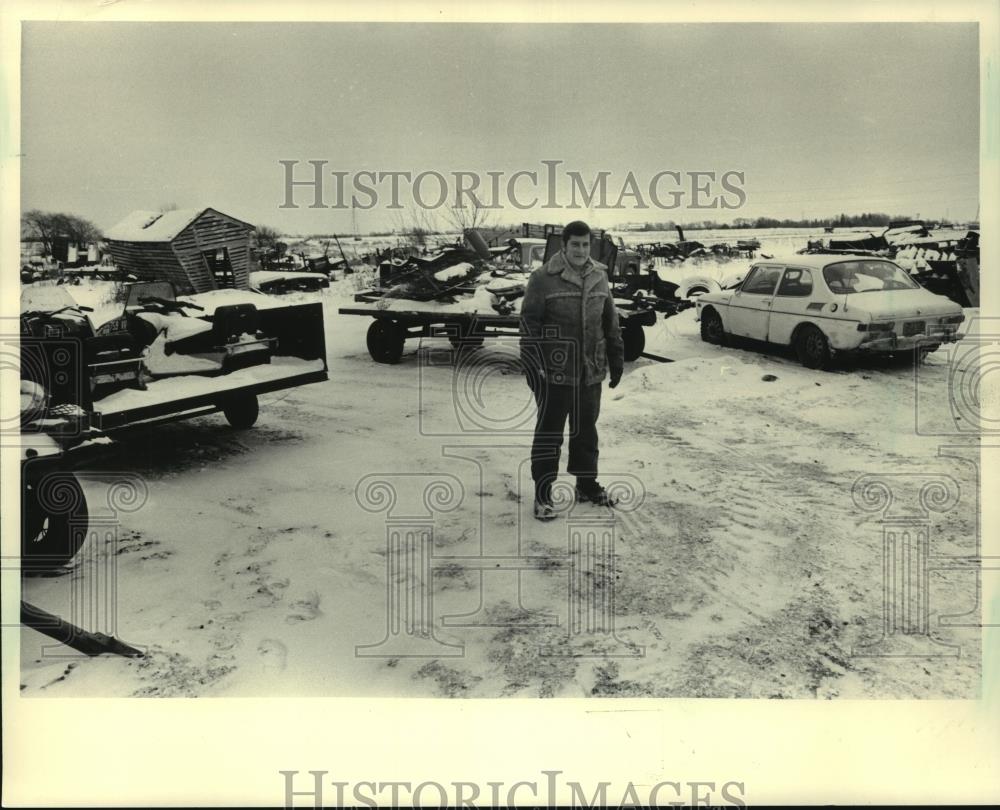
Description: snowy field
19,243,983,698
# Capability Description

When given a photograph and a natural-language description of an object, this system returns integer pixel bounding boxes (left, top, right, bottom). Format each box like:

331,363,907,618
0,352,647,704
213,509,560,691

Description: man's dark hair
562,220,592,244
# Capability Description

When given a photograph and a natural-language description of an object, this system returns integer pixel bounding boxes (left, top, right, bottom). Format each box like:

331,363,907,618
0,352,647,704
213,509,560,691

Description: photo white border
2,1,997,805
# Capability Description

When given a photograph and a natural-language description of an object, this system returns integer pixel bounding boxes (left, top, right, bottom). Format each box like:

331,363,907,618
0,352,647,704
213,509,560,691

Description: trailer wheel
222,394,259,428
367,319,406,364
622,324,646,362
22,472,89,572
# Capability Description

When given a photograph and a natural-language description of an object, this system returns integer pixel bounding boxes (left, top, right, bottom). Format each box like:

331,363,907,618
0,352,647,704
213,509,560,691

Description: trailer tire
681,276,721,299
367,319,406,364
223,394,259,429
622,324,646,362
22,472,89,572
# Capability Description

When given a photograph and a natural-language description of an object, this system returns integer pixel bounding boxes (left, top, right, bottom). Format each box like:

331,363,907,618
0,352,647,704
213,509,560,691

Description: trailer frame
339,293,658,365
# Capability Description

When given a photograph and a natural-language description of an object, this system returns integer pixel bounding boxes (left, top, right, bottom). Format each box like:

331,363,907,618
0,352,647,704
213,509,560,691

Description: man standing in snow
519,220,625,521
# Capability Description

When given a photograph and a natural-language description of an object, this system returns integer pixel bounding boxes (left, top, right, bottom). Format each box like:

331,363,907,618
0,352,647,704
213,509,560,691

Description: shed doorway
204,247,235,288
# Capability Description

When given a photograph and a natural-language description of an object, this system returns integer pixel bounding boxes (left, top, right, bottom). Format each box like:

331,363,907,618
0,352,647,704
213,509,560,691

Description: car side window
776,267,813,297
741,265,781,295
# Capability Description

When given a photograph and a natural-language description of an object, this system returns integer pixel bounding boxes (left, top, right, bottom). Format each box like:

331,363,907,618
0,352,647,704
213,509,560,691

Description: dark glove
609,368,623,389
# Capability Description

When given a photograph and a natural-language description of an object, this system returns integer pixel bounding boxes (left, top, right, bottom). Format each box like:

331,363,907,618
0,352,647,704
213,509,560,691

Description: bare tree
21,210,102,254
390,204,441,248
54,213,102,245
253,225,287,269
21,210,57,254
255,224,281,250
441,199,498,236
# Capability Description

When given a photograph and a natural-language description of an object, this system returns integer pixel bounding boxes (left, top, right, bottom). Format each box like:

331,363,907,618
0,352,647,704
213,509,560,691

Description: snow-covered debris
434,262,475,282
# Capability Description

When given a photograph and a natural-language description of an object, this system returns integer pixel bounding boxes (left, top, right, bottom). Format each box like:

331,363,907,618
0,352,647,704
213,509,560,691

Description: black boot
575,480,618,507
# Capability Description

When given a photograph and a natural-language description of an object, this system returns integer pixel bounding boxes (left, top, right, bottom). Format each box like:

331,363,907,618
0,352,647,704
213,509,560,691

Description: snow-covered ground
19,254,982,698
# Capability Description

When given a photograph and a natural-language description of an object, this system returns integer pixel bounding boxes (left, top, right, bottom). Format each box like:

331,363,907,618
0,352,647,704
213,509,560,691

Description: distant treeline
298,212,929,240
633,213,901,231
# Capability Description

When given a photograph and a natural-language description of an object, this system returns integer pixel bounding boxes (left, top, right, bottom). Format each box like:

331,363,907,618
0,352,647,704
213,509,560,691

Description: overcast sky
21,22,979,234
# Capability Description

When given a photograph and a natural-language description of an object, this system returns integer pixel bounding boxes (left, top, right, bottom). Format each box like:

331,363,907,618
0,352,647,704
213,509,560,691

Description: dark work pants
530,381,602,501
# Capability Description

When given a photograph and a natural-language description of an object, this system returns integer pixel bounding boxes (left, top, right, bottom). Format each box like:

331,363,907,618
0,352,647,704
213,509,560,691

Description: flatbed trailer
339,292,658,364
20,299,329,572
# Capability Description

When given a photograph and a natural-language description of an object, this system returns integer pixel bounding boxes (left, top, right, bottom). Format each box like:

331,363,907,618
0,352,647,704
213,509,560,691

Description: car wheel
22,472,89,572
700,308,727,346
795,324,832,370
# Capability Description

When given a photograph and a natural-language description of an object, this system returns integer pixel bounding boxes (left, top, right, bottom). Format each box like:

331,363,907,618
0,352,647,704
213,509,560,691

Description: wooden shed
103,208,255,294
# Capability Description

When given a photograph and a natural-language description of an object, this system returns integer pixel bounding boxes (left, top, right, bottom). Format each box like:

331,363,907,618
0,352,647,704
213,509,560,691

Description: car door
727,264,782,340
767,265,816,346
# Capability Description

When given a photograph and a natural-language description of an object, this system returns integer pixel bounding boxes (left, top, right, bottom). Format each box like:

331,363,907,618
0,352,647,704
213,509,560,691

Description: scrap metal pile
801,221,981,307
632,226,761,263
376,246,490,301
364,226,692,320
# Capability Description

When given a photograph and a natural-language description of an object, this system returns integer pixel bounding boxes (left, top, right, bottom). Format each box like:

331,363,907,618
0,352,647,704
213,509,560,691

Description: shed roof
104,208,254,243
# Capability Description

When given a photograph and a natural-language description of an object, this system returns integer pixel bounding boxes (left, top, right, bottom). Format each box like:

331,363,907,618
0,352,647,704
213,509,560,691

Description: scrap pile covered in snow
368,244,533,315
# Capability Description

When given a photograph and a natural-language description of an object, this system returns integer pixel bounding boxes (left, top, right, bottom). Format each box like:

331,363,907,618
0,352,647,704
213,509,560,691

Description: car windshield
822,260,920,294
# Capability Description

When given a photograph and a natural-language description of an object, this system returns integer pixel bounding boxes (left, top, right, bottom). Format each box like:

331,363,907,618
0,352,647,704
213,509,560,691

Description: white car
695,254,965,368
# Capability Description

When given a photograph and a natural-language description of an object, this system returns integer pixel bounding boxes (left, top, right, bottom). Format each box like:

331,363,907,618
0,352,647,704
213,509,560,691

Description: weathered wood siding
173,210,253,292
102,240,190,291
103,209,255,294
